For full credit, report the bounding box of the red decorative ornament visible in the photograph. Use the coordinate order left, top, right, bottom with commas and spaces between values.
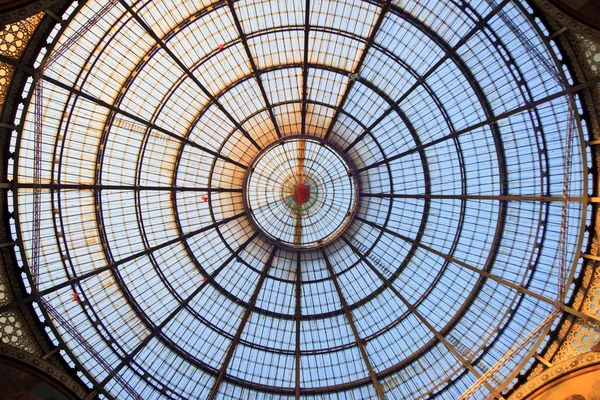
71, 292, 81, 304
292, 183, 310, 205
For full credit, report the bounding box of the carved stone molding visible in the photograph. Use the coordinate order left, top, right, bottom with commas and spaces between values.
530, 0, 600, 42
0, 343, 90, 399
0, 0, 57, 25
509, 352, 600, 399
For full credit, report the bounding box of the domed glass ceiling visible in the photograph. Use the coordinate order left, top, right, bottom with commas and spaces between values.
6, 0, 589, 398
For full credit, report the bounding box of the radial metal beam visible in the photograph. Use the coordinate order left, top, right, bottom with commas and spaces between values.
295, 251, 302, 399
300, 0, 310, 136
227, 0, 282, 138
357, 77, 600, 173
41, 345, 62, 360
207, 247, 277, 399
361, 193, 585, 203
16, 183, 242, 192
343, 238, 497, 394
534, 354, 553, 368
582, 253, 600, 262
0, 212, 246, 314
0, 122, 18, 130
343, 0, 511, 153
320, 248, 386, 400
96, 233, 258, 389
0, 54, 248, 170
355, 216, 546, 301
323, 0, 391, 141
117, 0, 262, 151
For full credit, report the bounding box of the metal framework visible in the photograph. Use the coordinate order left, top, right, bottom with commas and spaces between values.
0, 0, 594, 399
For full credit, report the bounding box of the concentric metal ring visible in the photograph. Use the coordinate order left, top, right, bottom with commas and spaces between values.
243, 136, 359, 249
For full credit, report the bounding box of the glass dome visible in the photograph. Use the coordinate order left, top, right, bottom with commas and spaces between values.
7, 0, 588, 398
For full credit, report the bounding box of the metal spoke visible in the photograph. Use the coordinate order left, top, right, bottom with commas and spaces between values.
323, 0, 391, 140
354, 215, 600, 325
95, 233, 258, 389
320, 248, 386, 400
294, 251, 302, 399
343, 0, 511, 153
207, 247, 277, 399
356, 77, 600, 173
0, 54, 248, 169
227, 0, 282, 138
343, 238, 496, 394
301, 0, 311, 136
15, 183, 242, 192
361, 193, 586, 202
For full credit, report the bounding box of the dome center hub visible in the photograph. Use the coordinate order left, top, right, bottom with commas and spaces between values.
292, 183, 310, 204
243, 136, 359, 250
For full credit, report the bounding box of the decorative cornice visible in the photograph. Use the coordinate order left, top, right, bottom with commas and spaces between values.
530, 0, 600, 42
0, 343, 90, 399
509, 352, 600, 399
0, 0, 58, 25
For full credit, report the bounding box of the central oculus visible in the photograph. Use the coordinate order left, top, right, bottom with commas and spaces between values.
243, 136, 359, 250
292, 183, 310, 204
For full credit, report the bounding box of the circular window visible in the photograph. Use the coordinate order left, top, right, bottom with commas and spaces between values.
244, 137, 358, 249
